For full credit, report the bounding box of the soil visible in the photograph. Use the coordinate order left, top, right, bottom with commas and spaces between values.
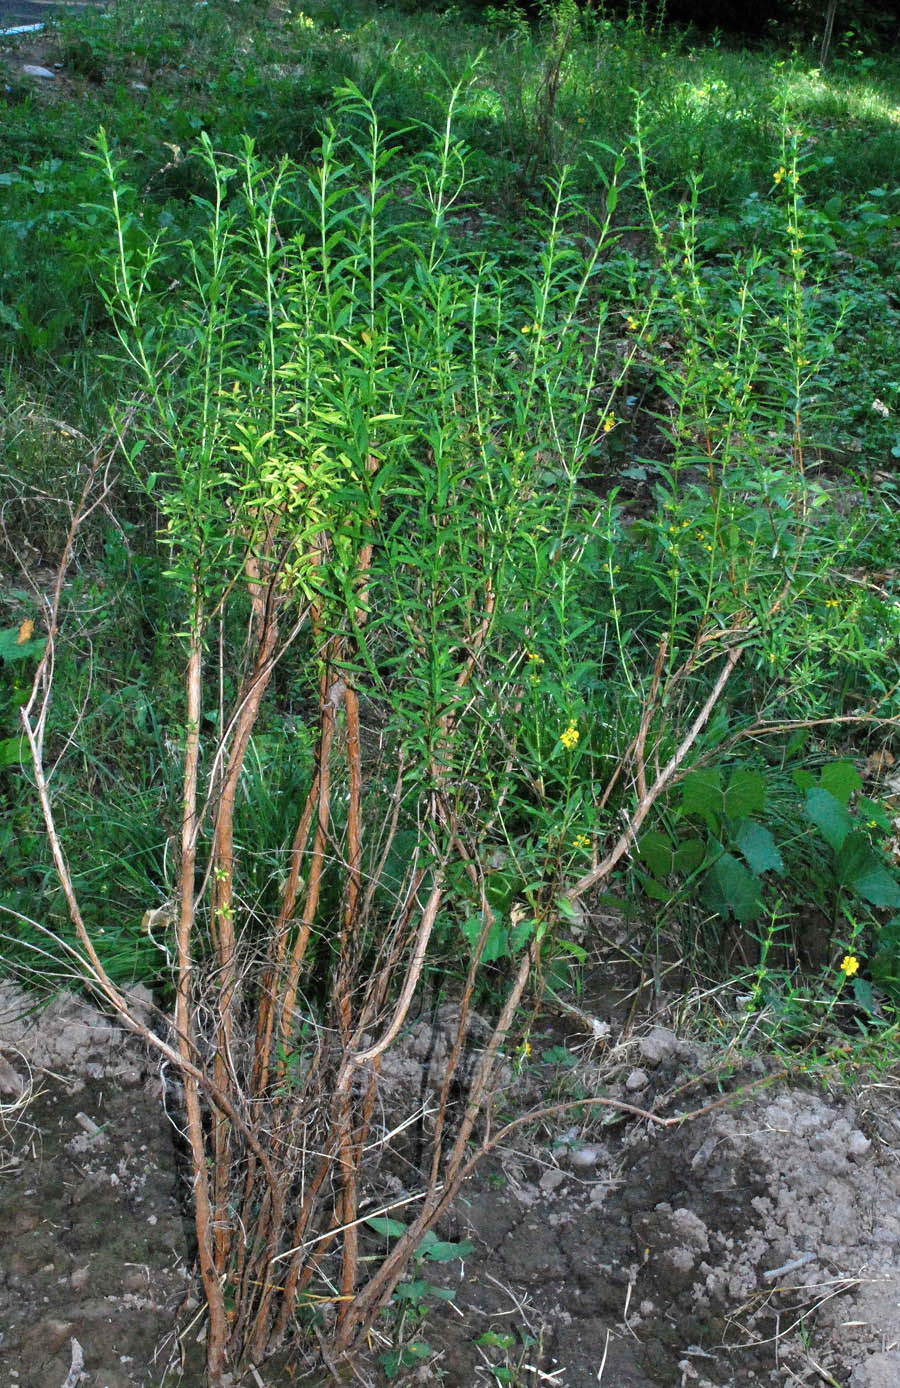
2, 983, 900, 1388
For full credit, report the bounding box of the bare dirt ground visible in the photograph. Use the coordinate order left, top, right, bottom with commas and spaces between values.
2, 982, 900, 1388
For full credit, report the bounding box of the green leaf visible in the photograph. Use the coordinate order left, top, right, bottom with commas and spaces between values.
366, 1216, 407, 1239
836, 833, 900, 907
679, 769, 722, 831
785, 729, 809, 758
820, 760, 862, 806
735, 820, 784, 876
420, 1238, 474, 1262
724, 769, 766, 821
673, 838, 706, 876
381, 1344, 432, 1380
395, 1280, 456, 1303
461, 912, 509, 963
637, 830, 673, 879
541, 1045, 578, 1067
638, 872, 671, 903
0, 735, 26, 768
857, 796, 893, 833
805, 786, 853, 852
702, 853, 763, 923
852, 977, 875, 1014
394, 1280, 430, 1302
0, 624, 46, 664
476, 1332, 516, 1349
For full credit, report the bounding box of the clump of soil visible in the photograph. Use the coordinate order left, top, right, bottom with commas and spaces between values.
2, 984, 900, 1388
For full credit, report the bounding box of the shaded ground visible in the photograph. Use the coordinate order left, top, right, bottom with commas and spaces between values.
0, 0, 102, 32
2, 986, 900, 1388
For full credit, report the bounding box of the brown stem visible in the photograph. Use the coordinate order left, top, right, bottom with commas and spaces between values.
565, 644, 744, 904
176, 616, 229, 1379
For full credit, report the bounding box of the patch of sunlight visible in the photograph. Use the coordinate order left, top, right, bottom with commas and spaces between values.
785, 71, 900, 125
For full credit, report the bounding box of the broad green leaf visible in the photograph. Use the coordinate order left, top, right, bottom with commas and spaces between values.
420, 1238, 474, 1262
639, 872, 671, 903
805, 786, 853, 852
394, 1280, 430, 1301
366, 1216, 407, 1239
461, 912, 508, 963
673, 838, 706, 876
0, 624, 45, 664
509, 918, 534, 953
724, 769, 766, 821
680, 769, 722, 831
820, 760, 863, 806
852, 977, 875, 1014
637, 830, 673, 879
0, 735, 25, 768
836, 833, 900, 907
735, 820, 784, 876
702, 853, 763, 923
395, 1280, 456, 1303
858, 796, 893, 833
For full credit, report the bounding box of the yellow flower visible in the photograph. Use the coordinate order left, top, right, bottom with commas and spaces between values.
825, 598, 839, 609
840, 955, 859, 977
521, 322, 539, 335
519, 1038, 531, 1057
774, 166, 786, 184
560, 721, 579, 750
526, 650, 544, 664
573, 833, 591, 850
602, 413, 616, 433
626, 315, 638, 332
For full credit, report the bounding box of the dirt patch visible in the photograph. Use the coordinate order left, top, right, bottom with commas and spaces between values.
0, 984, 190, 1388
2, 986, 900, 1388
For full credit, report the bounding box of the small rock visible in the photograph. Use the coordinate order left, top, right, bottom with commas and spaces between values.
625, 1067, 649, 1091
539, 1167, 566, 1193
131, 80, 149, 91
847, 1129, 871, 1159
0, 1052, 25, 1097
639, 1027, 678, 1067
568, 1144, 603, 1171
70, 1265, 90, 1292
22, 64, 55, 79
